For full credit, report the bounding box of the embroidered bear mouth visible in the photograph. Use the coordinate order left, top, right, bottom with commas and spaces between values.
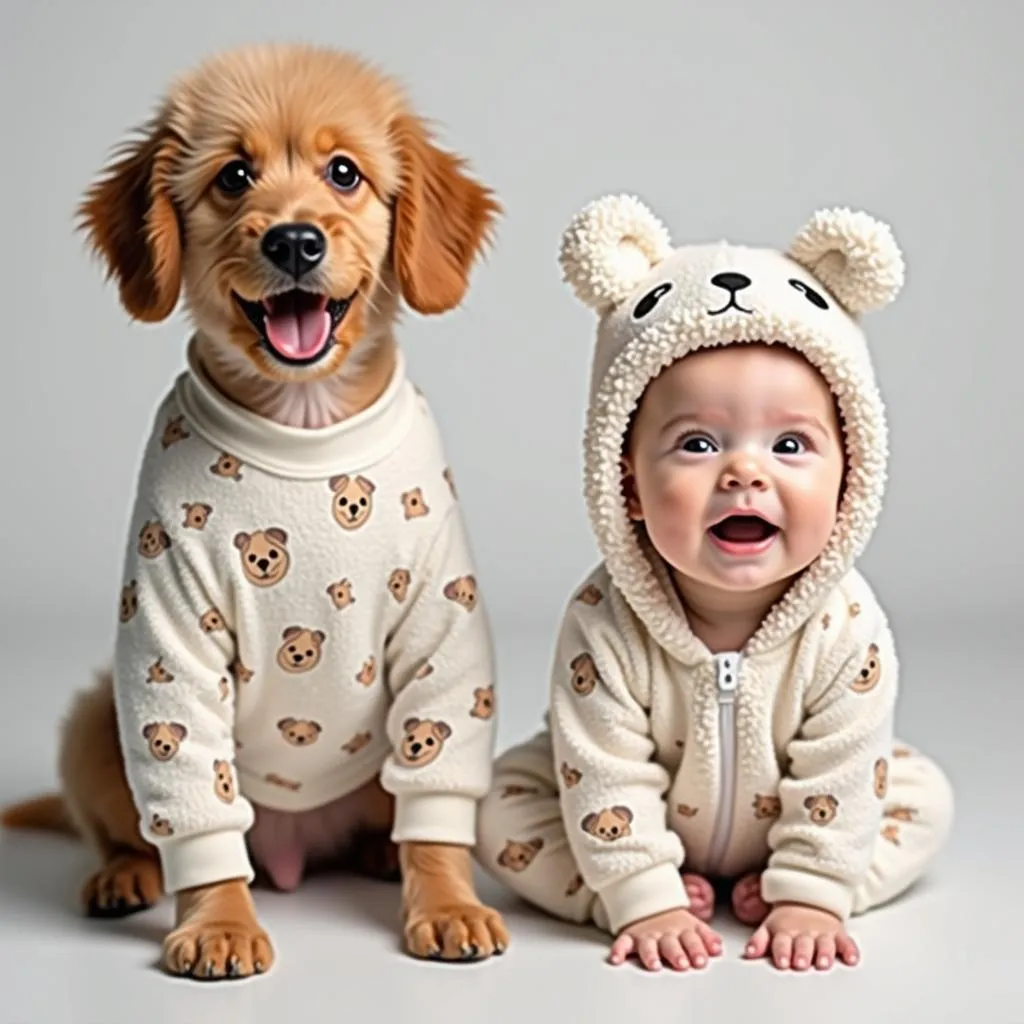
234, 289, 353, 366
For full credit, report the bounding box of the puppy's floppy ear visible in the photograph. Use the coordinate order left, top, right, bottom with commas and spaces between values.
389, 113, 501, 315
78, 106, 184, 322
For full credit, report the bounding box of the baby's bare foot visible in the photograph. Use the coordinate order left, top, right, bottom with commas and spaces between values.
731, 872, 769, 926
682, 873, 715, 922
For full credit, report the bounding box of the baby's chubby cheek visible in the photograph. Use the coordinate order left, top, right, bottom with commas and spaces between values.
637, 472, 707, 569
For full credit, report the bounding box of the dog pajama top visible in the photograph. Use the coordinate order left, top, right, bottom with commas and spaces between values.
113, 338, 497, 894
475, 197, 954, 935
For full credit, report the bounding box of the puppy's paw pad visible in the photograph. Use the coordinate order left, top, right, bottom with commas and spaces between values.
405, 903, 509, 962
162, 924, 274, 981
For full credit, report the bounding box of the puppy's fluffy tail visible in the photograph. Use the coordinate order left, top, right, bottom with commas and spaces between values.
1, 794, 77, 836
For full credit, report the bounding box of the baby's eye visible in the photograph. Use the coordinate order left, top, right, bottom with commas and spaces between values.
679, 434, 717, 454
773, 434, 807, 455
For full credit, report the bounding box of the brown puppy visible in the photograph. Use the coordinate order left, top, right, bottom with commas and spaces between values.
1, 43, 505, 980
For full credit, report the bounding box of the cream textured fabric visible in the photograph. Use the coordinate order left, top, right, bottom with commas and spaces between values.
114, 339, 497, 894
476, 197, 953, 935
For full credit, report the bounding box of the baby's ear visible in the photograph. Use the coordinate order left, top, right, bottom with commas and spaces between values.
787, 208, 905, 315
559, 194, 672, 314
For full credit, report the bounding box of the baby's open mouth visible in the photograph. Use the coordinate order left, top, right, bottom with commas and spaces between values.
234, 289, 353, 366
708, 514, 779, 554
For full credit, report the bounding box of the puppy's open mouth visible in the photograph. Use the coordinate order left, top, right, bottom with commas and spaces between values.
234, 290, 352, 366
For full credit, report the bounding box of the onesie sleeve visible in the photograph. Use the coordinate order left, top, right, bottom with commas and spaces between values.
760, 600, 898, 921
380, 504, 497, 847
113, 428, 254, 894
548, 588, 687, 935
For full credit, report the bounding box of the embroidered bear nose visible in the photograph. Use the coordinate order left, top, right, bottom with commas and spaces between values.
711, 272, 752, 292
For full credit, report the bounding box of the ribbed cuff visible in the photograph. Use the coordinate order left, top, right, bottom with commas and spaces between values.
159, 830, 254, 893
599, 863, 690, 935
391, 794, 477, 846
760, 867, 854, 921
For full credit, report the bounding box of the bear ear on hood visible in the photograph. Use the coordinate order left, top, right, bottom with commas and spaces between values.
559, 194, 673, 314
787, 208, 905, 316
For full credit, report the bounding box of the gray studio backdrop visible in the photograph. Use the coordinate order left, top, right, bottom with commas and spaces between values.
2, 0, 1020, 694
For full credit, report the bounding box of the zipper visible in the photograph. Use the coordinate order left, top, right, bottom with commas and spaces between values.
706, 651, 741, 873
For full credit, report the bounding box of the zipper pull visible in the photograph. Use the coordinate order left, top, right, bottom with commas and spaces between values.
716, 653, 739, 703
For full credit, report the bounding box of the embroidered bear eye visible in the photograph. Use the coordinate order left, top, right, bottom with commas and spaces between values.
632, 282, 673, 320
789, 279, 829, 310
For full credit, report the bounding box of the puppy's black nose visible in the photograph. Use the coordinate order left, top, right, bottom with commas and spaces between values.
262, 222, 326, 279
711, 272, 752, 292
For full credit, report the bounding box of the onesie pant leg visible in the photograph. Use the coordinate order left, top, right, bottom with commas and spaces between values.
851, 742, 955, 915
476, 729, 609, 930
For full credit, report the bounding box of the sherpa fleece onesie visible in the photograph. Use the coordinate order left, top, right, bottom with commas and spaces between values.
475, 197, 954, 936
113, 339, 497, 894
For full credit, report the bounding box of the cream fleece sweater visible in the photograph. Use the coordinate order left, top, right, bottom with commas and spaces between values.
541, 196, 910, 933
113, 339, 496, 893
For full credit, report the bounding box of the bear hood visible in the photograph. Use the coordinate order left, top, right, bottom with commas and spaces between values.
558, 195, 905, 663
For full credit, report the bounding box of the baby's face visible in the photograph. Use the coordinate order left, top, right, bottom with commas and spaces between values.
623, 343, 844, 594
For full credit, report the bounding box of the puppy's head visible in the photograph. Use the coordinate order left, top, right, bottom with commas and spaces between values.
79, 44, 500, 384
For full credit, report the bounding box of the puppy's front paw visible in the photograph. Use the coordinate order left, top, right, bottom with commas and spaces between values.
405, 902, 509, 962
163, 921, 274, 980
81, 853, 162, 918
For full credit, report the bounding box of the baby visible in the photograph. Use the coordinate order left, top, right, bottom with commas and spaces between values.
477, 196, 954, 972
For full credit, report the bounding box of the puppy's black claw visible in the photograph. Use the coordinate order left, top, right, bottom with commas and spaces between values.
227, 957, 241, 977
462, 944, 478, 960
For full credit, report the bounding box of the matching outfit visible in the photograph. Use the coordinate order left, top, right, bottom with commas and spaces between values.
475, 196, 954, 934
113, 339, 497, 894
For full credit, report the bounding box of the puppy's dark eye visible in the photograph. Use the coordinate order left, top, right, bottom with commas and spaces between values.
632, 282, 673, 320
789, 279, 829, 310
327, 155, 362, 193
216, 159, 255, 196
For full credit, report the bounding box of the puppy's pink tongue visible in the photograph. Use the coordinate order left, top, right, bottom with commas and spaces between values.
264, 291, 330, 360
261, 846, 306, 892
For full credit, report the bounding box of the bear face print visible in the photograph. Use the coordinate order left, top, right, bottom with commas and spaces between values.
848, 603, 862, 618
161, 415, 190, 449
851, 643, 882, 693
277, 717, 323, 747
804, 794, 838, 826
401, 488, 430, 520
821, 613, 832, 630
881, 823, 900, 846
443, 467, 457, 499
234, 528, 291, 587
569, 653, 600, 696
397, 717, 451, 768
138, 521, 171, 560
211, 452, 243, 481
887, 806, 916, 823
500, 784, 540, 799
199, 608, 226, 634
388, 568, 412, 603
146, 658, 174, 684
560, 762, 582, 788
276, 626, 326, 674
230, 655, 253, 684
355, 656, 377, 687
566, 874, 585, 897
342, 731, 373, 755
874, 757, 889, 799
443, 575, 477, 612
329, 474, 375, 530
496, 838, 544, 872
581, 806, 633, 842
326, 578, 355, 609
181, 502, 213, 530
414, 663, 434, 680
470, 686, 495, 720
213, 760, 236, 803
892, 745, 914, 759
142, 722, 187, 762
675, 804, 699, 818
575, 584, 603, 606
265, 772, 302, 792
119, 580, 138, 623
753, 794, 782, 820
218, 676, 231, 702
150, 813, 174, 837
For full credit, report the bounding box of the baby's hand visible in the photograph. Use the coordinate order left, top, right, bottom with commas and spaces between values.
744, 902, 859, 971
609, 907, 723, 972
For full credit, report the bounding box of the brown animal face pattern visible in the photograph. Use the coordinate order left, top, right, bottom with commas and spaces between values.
276, 626, 326, 674
471, 686, 495, 719
874, 757, 889, 799
443, 575, 477, 611
753, 794, 782, 820
329, 474, 375, 530
230, 656, 253, 684
326, 578, 355, 609
213, 760, 236, 803
569, 653, 600, 696
143, 722, 187, 761
277, 718, 322, 746
804, 794, 839, 826
200, 608, 226, 633
138, 521, 171, 559
182, 502, 213, 530
851, 643, 882, 693
150, 813, 174, 837
576, 584, 603, 606
211, 452, 244, 481
388, 568, 412, 603
234, 528, 291, 587
581, 806, 634, 841
560, 762, 582, 788
402, 488, 429, 520
342, 731, 372, 755
355, 656, 377, 687
146, 658, 174, 684
397, 717, 451, 768
162, 415, 190, 449
119, 580, 138, 623
497, 838, 544, 872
